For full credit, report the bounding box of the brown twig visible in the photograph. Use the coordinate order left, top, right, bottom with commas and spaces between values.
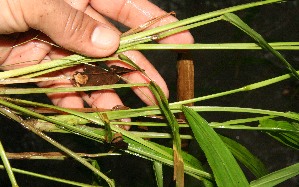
5, 152, 120, 160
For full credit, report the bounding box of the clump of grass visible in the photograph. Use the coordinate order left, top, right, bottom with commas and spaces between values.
0, 0, 298, 186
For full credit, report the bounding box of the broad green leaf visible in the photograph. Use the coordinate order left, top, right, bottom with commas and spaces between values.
219, 135, 268, 178
259, 119, 299, 150
182, 106, 249, 187
250, 163, 299, 187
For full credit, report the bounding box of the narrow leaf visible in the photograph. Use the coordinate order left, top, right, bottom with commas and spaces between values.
0, 141, 18, 187
250, 163, 299, 187
0, 165, 96, 187
123, 136, 213, 181
259, 119, 299, 150
223, 13, 299, 80
182, 106, 249, 187
149, 81, 184, 186
118, 53, 145, 72
153, 161, 163, 187
219, 135, 268, 178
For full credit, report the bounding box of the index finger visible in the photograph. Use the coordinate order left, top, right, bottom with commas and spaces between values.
90, 0, 194, 44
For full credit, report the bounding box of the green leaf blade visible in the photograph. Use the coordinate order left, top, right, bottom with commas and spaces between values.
222, 13, 299, 80
182, 106, 249, 187
250, 163, 299, 187
153, 161, 163, 187
219, 135, 268, 178
259, 119, 299, 150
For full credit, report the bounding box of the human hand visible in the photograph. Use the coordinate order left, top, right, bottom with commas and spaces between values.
0, 0, 194, 110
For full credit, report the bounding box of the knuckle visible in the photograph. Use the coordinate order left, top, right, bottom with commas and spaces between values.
0, 0, 29, 33
61, 9, 92, 47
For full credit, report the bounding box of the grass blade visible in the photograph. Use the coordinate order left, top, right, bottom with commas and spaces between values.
259, 119, 299, 150
222, 13, 299, 80
0, 83, 147, 95
120, 0, 283, 48
0, 108, 114, 187
219, 135, 268, 178
0, 165, 96, 187
123, 136, 213, 180
182, 106, 249, 187
0, 141, 18, 187
250, 163, 299, 187
149, 81, 184, 186
127, 42, 299, 51
153, 161, 163, 187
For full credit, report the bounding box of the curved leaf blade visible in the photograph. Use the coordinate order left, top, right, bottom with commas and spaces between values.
219, 135, 268, 178
250, 163, 299, 187
259, 119, 299, 150
182, 106, 249, 187
222, 13, 299, 80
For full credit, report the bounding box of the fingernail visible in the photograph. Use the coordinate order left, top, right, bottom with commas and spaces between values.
91, 26, 119, 50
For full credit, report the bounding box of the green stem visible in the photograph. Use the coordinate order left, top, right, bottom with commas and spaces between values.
153, 161, 163, 187
130, 131, 193, 139
188, 106, 299, 121
0, 55, 84, 79
0, 141, 18, 187
0, 165, 96, 187
118, 16, 222, 52
0, 55, 117, 79
124, 43, 299, 51
171, 70, 298, 106
125, 144, 213, 180
0, 107, 114, 187
149, 82, 184, 186
120, 0, 283, 48
222, 13, 299, 79
0, 83, 148, 95
0, 98, 174, 163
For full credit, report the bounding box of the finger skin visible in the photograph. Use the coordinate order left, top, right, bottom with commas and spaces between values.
0, 0, 121, 109
0, 0, 120, 57
106, 51, 169, 105
0, 32, 52, 70
90, 0, 194, 44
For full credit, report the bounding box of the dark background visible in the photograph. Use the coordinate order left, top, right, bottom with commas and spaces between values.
0, 0, 298, 186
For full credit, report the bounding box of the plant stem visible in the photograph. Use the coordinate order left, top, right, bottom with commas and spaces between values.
0, 107, 115, 187
153, 161, 163, 187
0, 83, 148, 95
171, 70, 299, 106
0, 141, 18, 187
222, 13, 299, 79
125, 43, 299, 51
120, 0, 283, 48
5, 152, 121, 160
0, 55, 84, 79
0, 55, 117, 79
0, 165, 96, 187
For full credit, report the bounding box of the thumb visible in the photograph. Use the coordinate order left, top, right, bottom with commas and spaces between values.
1, 0, 120, 57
